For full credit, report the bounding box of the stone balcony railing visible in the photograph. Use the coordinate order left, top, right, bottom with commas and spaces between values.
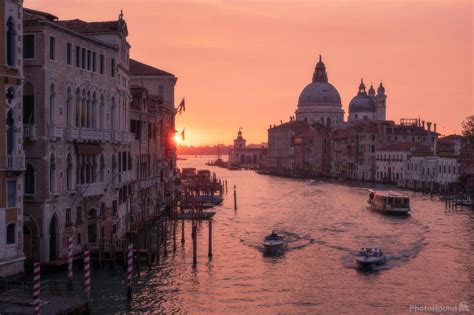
48, 125, 63, 140
24, 124, 37, 141
132, 176, 160, 192
4, 153, 26, 171
122, 170, 134, 182
77, 182, 105, 197
65, 127, 133, 144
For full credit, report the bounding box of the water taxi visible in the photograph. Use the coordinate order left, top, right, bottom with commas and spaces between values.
263, 231, 287, 254
355, 247, 386, 267
367, 190, 410, 214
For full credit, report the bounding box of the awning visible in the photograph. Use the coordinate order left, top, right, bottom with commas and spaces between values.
76, 143, 102, 155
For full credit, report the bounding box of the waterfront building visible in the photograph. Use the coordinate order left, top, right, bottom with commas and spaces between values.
22, 8, 133, 263
295, 56, 344, 128
404, 155, 459, 190
460, 144, 474, 192
129, 59, 179, 212
348, 79, 386, 123
0, 0, 25, 277
375, 143, 431, 184
228, 129, 266, 169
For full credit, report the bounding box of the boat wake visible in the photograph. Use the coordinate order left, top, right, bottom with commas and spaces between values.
240, 230, 315, 254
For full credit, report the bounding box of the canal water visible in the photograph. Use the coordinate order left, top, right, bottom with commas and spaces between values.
88, 156, 474, 314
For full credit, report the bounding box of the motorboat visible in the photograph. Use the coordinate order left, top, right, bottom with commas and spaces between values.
355, 247, 386, 267
456, 195, 473, 206
228, 163, 240, 170
367, 190, 410, 214
263, 231, 286, 253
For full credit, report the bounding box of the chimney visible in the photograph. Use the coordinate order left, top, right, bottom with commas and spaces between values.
434, 123, 437, 133
422, 120, 425, 129
427, 122, 432, 132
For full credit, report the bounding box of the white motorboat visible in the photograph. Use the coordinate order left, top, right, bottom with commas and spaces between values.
355, 247, 386, 267
367, 190, 410, 214
456, 195, 473, 206
263, 231, 286, 253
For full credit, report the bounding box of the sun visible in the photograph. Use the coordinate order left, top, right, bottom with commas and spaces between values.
174, 133, 182, 145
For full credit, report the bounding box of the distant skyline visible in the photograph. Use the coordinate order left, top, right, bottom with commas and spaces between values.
26, 0, 473, 145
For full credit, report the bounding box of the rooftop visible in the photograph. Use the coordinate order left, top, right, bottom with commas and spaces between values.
378, 142, 432, 153
130, 59, 175, 77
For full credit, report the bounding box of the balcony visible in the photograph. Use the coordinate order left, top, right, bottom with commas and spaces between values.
112, 131, 122, 143
48, 125, 63, 140
65, 127, 80, 141
24, 125, 37, 141
4, 154, 25, 171
122, 170, 134, 182
79, 128, 100, 142
132, 176, 160, 192
77, 182, 105, 197
123, 132, 134, 144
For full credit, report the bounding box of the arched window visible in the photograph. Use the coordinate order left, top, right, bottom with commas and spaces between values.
100, 154, 105, 182
92, 92, 98, 128
49, 154, 57, 193
81, 90, 87, 127
49, 84, 56, 125
67, 154, 74, 191
6, 110, 15, 155
100, 95, 105, 129
75, 88, 81, 127
112, 154, 118, 184
326, 117, 331, 127
6, 17, 15, 67
92, 156, 97, 183
86, 91, 91, 128
67, 87, 74, 126
23, 82, 35, 125
6, 223, 16, 244
111, 97, 116, 131
25, 163, 35, 195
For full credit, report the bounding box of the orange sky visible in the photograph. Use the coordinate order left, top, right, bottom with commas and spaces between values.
27, 0, 473, 146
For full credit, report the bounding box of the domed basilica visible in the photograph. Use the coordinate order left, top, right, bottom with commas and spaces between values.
295, 56, 387, 127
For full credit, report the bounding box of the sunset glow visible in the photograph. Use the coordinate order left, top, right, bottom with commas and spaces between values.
25, 0, 473, 145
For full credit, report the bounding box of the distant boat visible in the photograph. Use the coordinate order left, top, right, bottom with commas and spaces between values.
228, 163, 240, 170
262, 231, 286, 254
456, 195, 473, 206
367, 190, 410, 215
355, 247, 386, 267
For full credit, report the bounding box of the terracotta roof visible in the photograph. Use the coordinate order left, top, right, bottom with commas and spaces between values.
57, 19, 119, 34
130, 59, 174, 76
378, 142, 431, 152
24, 8, 58, 21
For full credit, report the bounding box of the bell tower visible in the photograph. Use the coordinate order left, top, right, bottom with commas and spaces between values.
375, 82, 387, 120
234, 128, 246, 149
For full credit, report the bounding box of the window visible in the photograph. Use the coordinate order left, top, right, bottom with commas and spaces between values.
87, 50, 91, 70
111, 58, 115, 77
76, 46, 81, 67
76, 207, 82, 225
6, 17, 15, 66
77, 233, 81, 245
23, 82, 35, 124
66, 208, 72, 227
23, 34, 35, 59
81, 48, 86, 69
49, 36, 56, 61
67, 43, 72, 65
25, 164, 35, 195
6, 223, 16, 244
158, 85, 164, 96
100, 54, 104, 74
49, 154, 57, 194
112, 200, 117, 216
7, 180, 16, 208
92, 52, 97, 72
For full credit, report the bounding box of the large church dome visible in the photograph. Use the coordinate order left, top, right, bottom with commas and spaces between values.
295, 55, 344, 128
298, 82, 341, 105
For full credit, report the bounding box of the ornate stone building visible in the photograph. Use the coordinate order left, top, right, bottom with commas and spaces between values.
0, 0, 25, 277
228, 129, 266, 169
22, 8, 133, 262
348, 79, 386, 123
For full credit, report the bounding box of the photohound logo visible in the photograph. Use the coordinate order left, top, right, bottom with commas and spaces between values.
409, 301, 470, 313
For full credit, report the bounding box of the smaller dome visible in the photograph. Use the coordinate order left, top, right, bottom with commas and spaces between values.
349, 94, 376, 113
368, 84, 375, 96
377, 82, 385, 95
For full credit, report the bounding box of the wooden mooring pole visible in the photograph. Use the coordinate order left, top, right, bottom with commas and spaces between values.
127, 243, 133, 301
181, 217, 185, 245
173, 219, 177, 252
208, 219, 213, 258
192, 223, 197, 267
234, 185, 237, 210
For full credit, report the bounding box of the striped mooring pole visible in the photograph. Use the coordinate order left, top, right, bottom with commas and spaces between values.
127, 244, 133, 301
67, 237, 73, 290
84, 250, 91, 302
33, 262, 41, 315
